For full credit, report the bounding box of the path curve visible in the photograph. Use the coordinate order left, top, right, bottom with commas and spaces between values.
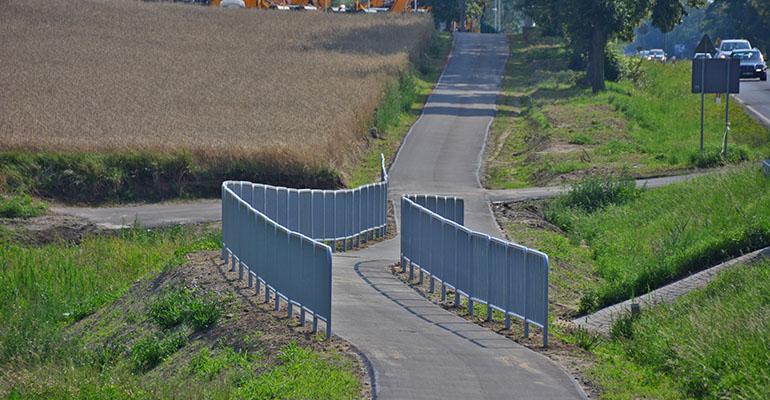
55, 33, 587, 398
328, 33, 583, 399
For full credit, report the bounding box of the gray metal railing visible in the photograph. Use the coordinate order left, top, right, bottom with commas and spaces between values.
400, 195, 550, 346
220, 155, 389, 339
226, 155, 388, 251
763, 160, 770, 176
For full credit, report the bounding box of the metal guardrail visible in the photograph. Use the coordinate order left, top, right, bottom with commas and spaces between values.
226, 155, 388, 251
763, 160, 770, 176
400, 195, 550, 346
221, 155, 389, 338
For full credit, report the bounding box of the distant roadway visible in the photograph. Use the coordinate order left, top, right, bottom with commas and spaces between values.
736, 79, 770, 127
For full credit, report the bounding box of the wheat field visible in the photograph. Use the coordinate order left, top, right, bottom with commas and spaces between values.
0, 0, 433, 171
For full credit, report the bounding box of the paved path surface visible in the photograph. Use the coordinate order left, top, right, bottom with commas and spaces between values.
328, 33, 583, 399
735, 79, 770, 127
573, 246, 770, 336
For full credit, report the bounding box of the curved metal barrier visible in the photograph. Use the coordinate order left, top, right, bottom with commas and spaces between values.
400, 195, 550, 347
221, 155, 389, 338
763, 160, 770, 176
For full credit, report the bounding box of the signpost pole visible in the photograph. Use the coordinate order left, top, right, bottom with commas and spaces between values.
723, 59, 731, 159
700, 58, 706, 152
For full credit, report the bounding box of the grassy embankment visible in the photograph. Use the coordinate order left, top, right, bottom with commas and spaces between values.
498, 165, 770, 317
586, 260, 770, 400
1, 0, 436, 204
485, 34, 770, 189
0, 227, 361, 399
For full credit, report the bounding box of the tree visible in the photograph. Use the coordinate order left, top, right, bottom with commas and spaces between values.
424, 0, 463, 30
520, 0, 705, 92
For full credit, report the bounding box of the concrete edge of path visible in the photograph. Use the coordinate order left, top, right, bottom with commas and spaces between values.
572, 246, 770, 335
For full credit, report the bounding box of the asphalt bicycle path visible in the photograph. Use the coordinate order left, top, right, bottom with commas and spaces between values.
56, 33, 592, 399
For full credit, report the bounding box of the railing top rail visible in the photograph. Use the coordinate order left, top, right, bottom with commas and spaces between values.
224, 153, 388, 196
222, 184, 332, 253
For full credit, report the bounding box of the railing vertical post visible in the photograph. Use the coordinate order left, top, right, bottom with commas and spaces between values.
486, 239, 492, 322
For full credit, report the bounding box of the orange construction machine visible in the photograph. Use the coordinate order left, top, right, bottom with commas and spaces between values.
211, 0, 331, 9
354, 0, 426, 13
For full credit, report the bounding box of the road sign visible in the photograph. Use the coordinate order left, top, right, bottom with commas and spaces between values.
691, 58, 740, 94
694, 34, 716, 55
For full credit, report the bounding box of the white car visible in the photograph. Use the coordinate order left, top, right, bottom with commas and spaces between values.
716, 39, 751, 59
220, 0, 245, 7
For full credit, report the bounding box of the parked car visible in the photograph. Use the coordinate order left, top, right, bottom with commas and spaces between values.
716, 39, 751, 58
639, 50, 650, 59
648, 49, 666, 62
693, 52, 712, 60
219, 0, 245, 7
731, 49, 768, 81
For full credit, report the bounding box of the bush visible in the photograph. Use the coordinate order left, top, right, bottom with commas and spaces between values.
0, 193, 47, 218
604, 45, 628, 83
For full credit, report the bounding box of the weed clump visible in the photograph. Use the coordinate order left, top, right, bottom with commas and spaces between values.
131, 332, 187, 372
148, 288, 224, 332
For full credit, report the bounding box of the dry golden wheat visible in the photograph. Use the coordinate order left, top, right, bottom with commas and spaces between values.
0, 0, 433, 170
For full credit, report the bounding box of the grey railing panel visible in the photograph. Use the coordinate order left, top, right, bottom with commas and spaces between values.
763, 160, 770, 176
222, 154, 389, 339
401, 195, 550, 346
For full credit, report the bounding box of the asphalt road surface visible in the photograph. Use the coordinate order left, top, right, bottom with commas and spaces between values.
736, 78, 770, 127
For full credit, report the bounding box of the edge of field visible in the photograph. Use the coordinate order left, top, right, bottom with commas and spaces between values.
346, 31, 453, 188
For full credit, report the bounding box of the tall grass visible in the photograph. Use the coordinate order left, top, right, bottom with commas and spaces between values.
548, 165, 770, 311
0, 226, 220, 364
591, 261, 770, 400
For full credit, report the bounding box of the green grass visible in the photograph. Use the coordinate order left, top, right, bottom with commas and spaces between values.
348, 32, 452, 187
500, 164, 770, 315
0, 225, 220, 365
1, 227, 361, 399
0, 193, 46, 219
485, 34, 770, 189
588, 260, 770, 400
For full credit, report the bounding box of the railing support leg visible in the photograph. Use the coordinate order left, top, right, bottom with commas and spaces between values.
418, 268, 424, 285
300, 308, 306, 326
523, 321, 529, 338
441, 284, 447, 303
274, 295, 281, 311
287, 302, 293, 319
230, 256, 236, 273
325, 321, 332, 340
429, 276, 435, 293
504, 314, 511, 330
247, 271, 253, 288
468, 298, 474, 317
409, 262, 414, 282
312, 316, 319, 333
486, 304, 492, 322
238, 260, 244, 280
264, 286, 270, 304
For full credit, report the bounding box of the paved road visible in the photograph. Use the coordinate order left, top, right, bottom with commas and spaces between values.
735, 79, 770, 127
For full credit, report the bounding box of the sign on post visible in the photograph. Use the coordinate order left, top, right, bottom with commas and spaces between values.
691, 58, 741, 94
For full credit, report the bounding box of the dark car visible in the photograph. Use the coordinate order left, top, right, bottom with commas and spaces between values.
732, 49, 768, 81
